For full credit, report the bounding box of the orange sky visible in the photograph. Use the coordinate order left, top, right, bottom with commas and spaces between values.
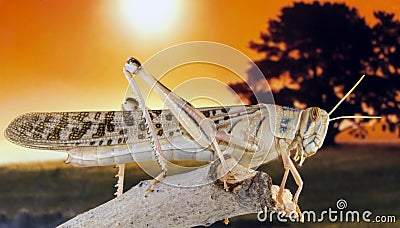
1, 0, 399, 164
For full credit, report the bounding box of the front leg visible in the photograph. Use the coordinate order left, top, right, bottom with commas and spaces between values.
281, 150, 303, 210
277, 139, 304, 221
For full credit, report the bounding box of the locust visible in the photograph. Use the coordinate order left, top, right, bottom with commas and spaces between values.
5, 57, 380, 221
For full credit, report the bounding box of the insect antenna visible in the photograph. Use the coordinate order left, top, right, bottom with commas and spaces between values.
328, 74, 381, 122
329, 115, 381, 122
328, 75, 365, 116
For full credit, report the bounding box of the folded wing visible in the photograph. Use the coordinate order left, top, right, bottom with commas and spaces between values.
5, 105, 264, 166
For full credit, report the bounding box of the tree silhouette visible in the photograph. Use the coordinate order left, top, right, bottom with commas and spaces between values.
368, 12, 400, 137
231, 2, 400, 144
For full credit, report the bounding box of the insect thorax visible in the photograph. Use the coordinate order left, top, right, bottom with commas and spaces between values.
272, 106, 303, 140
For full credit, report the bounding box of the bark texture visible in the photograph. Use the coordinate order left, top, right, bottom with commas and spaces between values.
59, 158, 296, 227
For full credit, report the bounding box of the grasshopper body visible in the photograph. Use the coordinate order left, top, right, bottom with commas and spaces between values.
4, 104, 263, 164
5, 102, 327, 168
5, 57, 378, 221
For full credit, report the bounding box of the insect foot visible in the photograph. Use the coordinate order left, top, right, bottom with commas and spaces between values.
207, 156, 275, 226
271, 185, 303, 222
212, 156, 256, 192
294, 201, 304, 223
145, 169, 167, 194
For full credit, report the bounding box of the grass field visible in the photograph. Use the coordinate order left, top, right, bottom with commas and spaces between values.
0, 145, 399, 227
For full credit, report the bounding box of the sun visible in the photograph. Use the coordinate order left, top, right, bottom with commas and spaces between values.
120, 0, 180, 36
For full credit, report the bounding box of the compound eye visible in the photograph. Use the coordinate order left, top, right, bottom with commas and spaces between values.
310, 107, 320, 121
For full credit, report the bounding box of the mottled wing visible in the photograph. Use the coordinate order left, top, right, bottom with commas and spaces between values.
5, 110, 180, 150
5, 105, 271, 166
5, 105, 263, 151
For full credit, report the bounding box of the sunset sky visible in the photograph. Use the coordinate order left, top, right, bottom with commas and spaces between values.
1, 0, 399, 165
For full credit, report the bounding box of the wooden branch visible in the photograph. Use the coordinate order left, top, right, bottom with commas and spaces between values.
59, 158, 297, 227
